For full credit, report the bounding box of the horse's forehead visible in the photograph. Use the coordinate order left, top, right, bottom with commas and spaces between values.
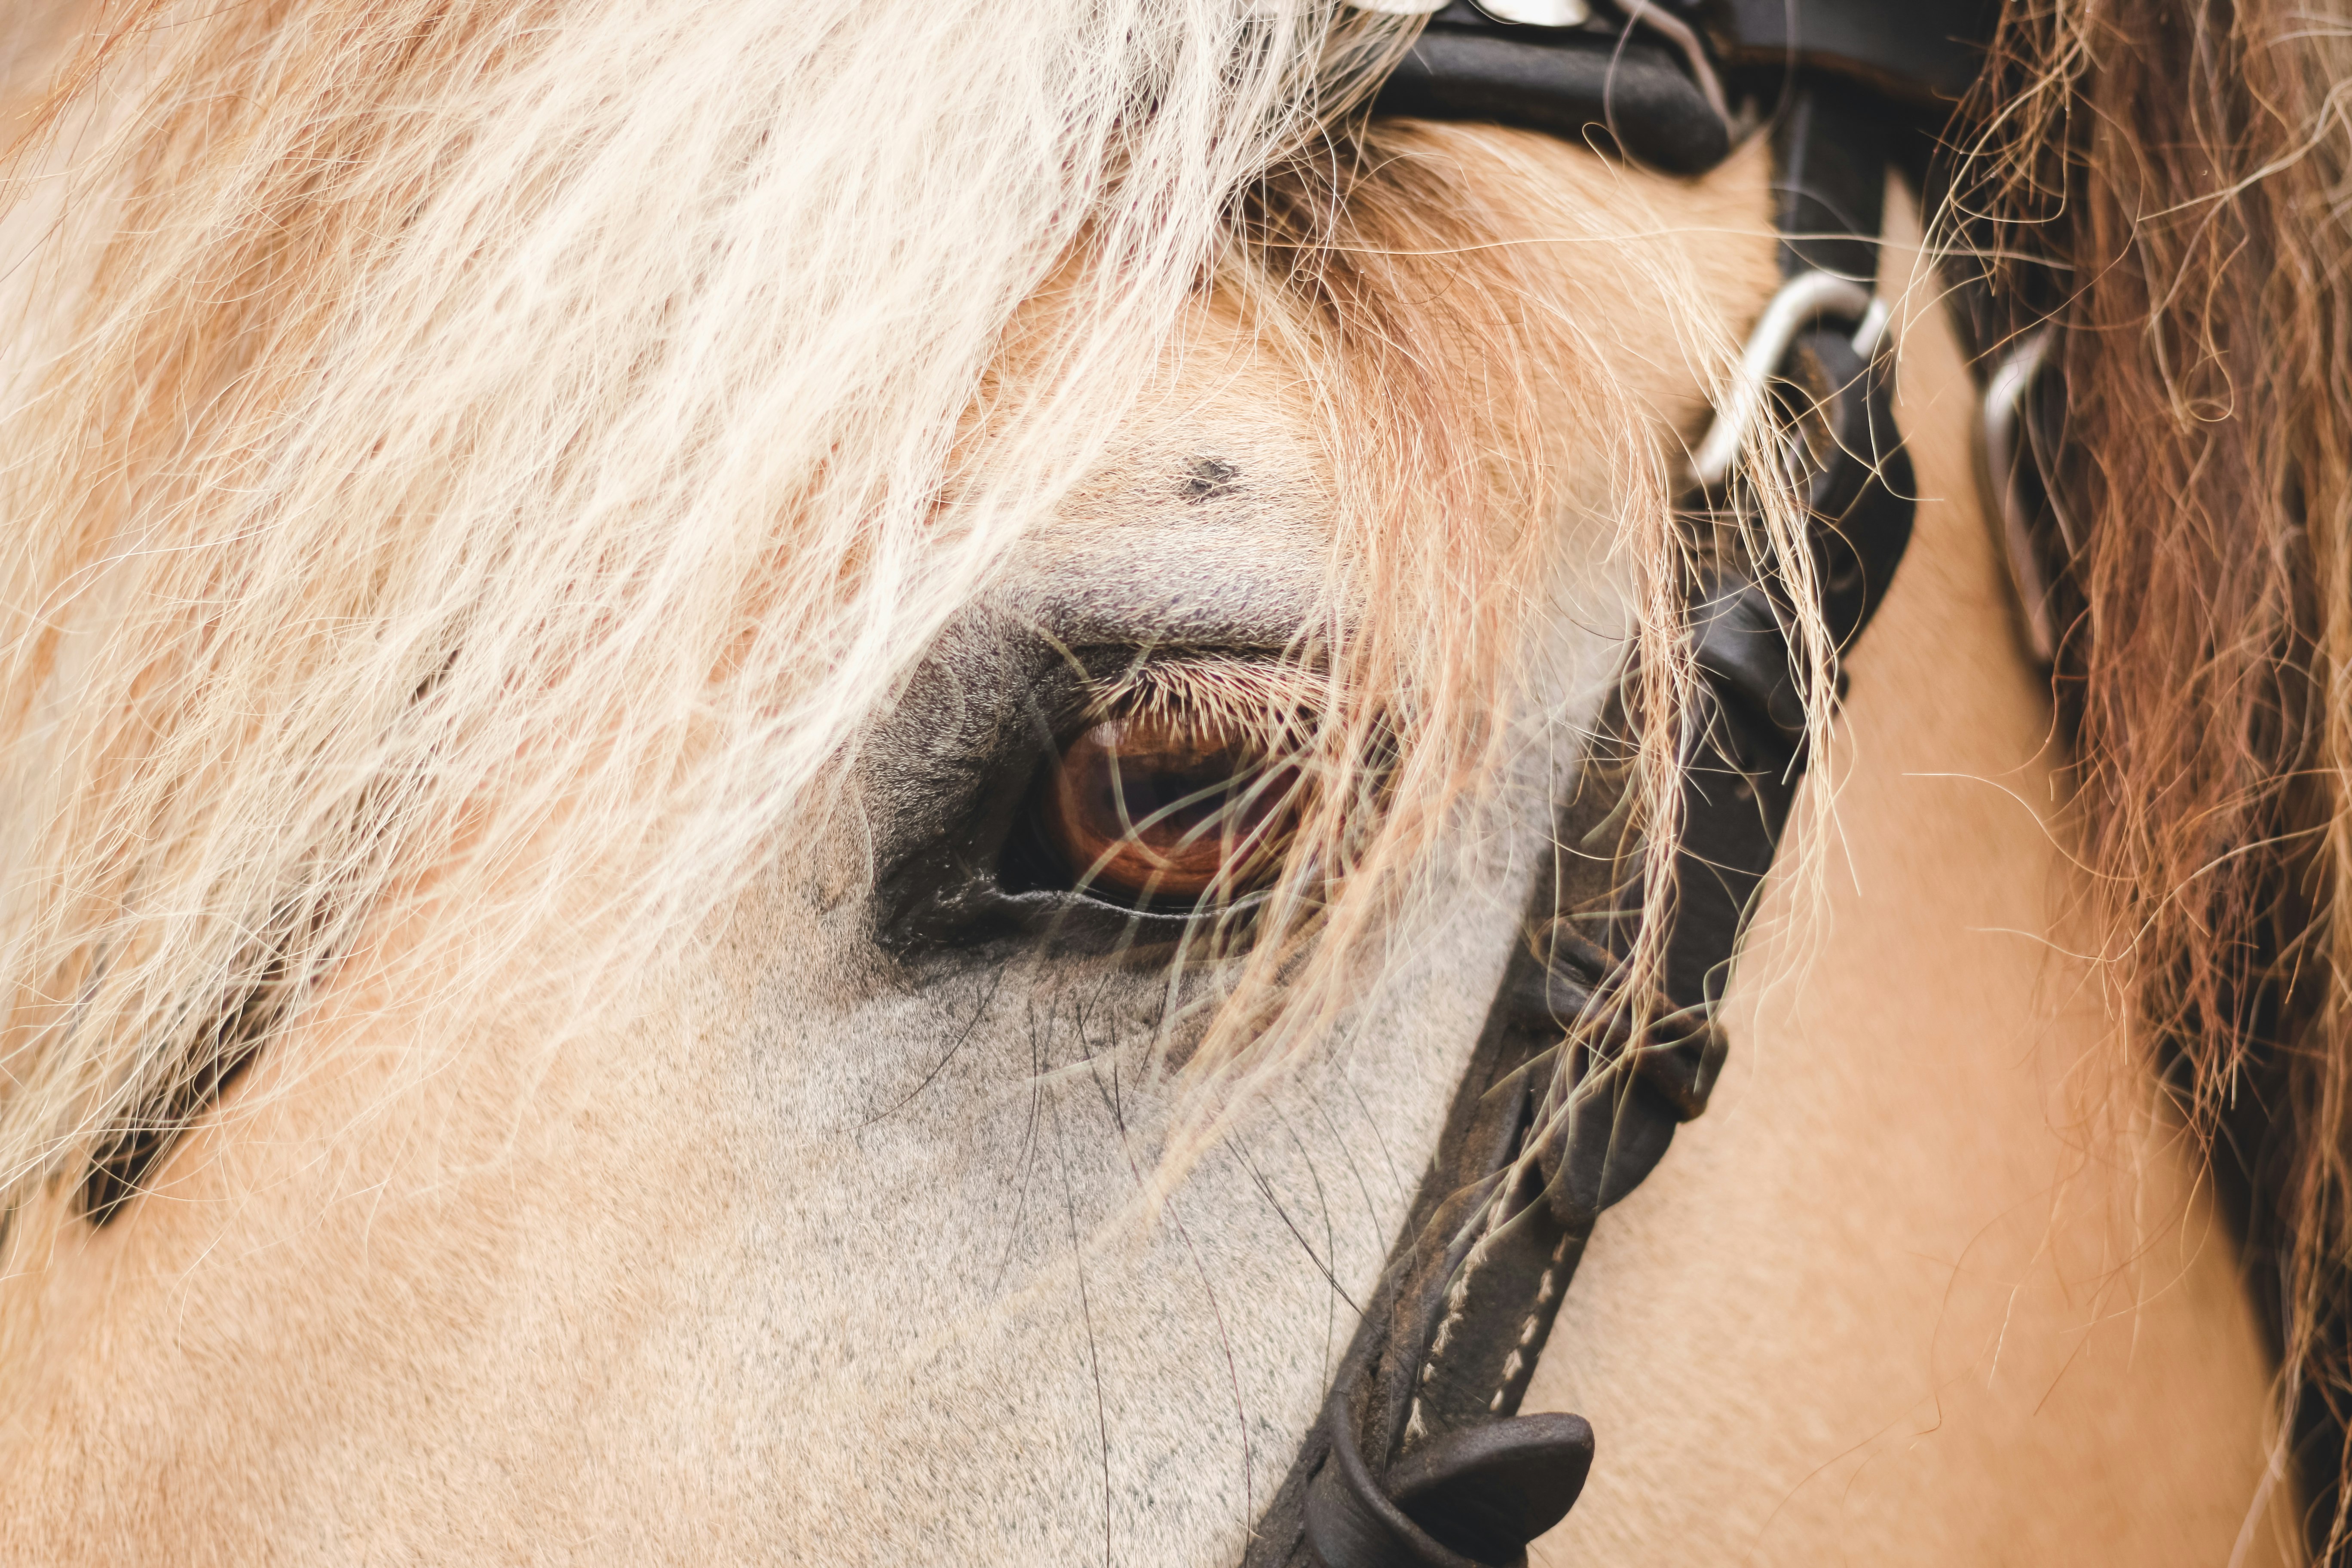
1044, 327, 1332, 551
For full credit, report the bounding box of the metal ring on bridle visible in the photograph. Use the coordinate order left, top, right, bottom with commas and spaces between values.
1687, 271, 1881, 489
1976, 326, 2058, 665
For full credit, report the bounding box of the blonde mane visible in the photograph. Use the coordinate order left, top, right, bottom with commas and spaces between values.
0, 2, 1757, 1255
0, 0, 1386, 1227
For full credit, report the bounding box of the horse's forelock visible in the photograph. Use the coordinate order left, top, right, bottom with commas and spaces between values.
0, 0, 1436, 1232
0, 0, 1764, 1313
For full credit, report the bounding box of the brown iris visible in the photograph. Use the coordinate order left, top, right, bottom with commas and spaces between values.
1040, 715, 1295, 906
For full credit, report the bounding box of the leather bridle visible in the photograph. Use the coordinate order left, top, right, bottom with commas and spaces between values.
1243, 6, 1997, 1564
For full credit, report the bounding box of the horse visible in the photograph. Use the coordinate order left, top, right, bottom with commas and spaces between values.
0, 0, 2341, 1562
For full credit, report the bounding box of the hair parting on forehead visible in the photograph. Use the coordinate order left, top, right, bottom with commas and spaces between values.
1952, 0, 2352, 1547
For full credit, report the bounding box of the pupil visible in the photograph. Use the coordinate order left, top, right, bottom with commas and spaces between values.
1118, 761, 1232, 838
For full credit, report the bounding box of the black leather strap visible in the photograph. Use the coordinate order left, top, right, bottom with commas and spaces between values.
1709, 0, 1999, 107
1376, 12, 1732, 175
1772, 86, 1886, 281
1369, 0, 1996, 180
1243, 37, 1964, 1559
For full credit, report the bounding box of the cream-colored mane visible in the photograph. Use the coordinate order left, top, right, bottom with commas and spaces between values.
0, 0, 1353, 1215
0, 0, 1787, 1226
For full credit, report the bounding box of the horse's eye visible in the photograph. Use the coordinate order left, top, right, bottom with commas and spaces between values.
1038, 716, 1297, 908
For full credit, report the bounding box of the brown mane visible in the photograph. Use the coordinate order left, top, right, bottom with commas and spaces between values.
1954, 0, 2352, 1550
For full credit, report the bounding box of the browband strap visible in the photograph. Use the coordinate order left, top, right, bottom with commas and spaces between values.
1370, 0, 1996, 178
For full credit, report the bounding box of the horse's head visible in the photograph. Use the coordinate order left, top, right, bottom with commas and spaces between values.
0, 2, 2325, 1562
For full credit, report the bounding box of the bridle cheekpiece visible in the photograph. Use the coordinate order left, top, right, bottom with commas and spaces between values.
1242, 6, 1999, 1566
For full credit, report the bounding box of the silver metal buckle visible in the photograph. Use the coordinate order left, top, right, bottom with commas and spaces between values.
1975, 327, 2059, 666
1687, 270, 1882, 490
